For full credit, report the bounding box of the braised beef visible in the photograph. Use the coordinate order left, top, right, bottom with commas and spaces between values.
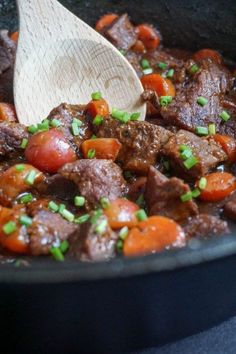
145, 167, 198, 222
68, 214, 118, 261
97, 118, 173, 174
184, 214, 229, 239
0, 30, 16, 102
224, 198, 236, 221
0, 121, 28, 157
38, 174, 78, 201
60, 159, 127, 209
162, 129, 227, 180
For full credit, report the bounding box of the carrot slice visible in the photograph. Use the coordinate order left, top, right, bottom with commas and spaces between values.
81, 138, 121, 160
141, 74, 175, 97
0, 103, 17, 122
95, 14, 118, 32
136, 24, 161, 51
198, 172, 236, 202
213, 134, 236, 162
104, 198, 139, 229
86, 98, 110, 118
193, 49, 222, 64
123, 216, 185, 257
131, 40, 146, 54
10, 31, 19, 42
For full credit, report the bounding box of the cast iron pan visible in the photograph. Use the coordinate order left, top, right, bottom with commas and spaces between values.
1, 1, 236, 354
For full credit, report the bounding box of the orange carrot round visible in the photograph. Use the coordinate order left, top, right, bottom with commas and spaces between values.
104, 198, 139, 229
131, 40, 146, 54
0, 103, 17, 122
81, 138, 121, 160
213, 134, 236, 162
86, 98, 109, 118
141, 74, 175, 97
198, 172, 236, 202
193, 49, 222, 64
95, 14, 118, 32
10, 31, 19, 43
123, 216, 185, 257
136, 24, 161, 51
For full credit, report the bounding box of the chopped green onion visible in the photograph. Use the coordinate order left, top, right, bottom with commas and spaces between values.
74, 196, 85, 207
157, 62, 167, 70
100, 197, 110, 209
179, 145, 192, 160
38, 119, 49, 131
91, 134, 97, 140
71, 122, 80, 136
140, 59, 150, 69
28, 125, 38, 134
92, 115, 103, 126
20, 138, 28, 149
160, 96, 173, 107
87, 148, 96, 159
191, 188, 201, 198
19, 215, 32, 227
183, 156, 198, 169
198, 177, 207, 190
208, 123, 216, 135
197, 96, 208, 106
20, 193, 33, 204
58, 204, 66, 214
91, 91, 102, 100
15, 164, 25, 172
179, 144, 190, 152
167, 68, 174, 78
136, 194, 145, 208
220, 110, 231, 122
50, 118, 61, 128
130, 112, 141, 121
111, 108, 130, 123
119, 226, 129, 241
48, 201, 59, 212
25, 170, 37, 185
72, 118, 83, 127
116, 239, 124, 252
135, 209, 147, 221
195, 126, 208, 136
61, 209, 75, 222
3, 221, 17, 235
180, 191, 192, 202
122, 112, 131, 123
74, 214, 90, 224
143, 68, 153, 75
90, 209, 103, 225
60, 240, 69, 254
95, 219, 107, 234
189, 64, 199, 74
50, 247, 64, 261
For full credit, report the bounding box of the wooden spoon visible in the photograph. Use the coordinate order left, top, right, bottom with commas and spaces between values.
14, 0, 146, 126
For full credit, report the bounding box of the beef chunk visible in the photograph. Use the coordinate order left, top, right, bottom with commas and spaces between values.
162, 129, 227, 180
60, 159, 127, 209
28, 210, 78, 256
183, 214, 229, 239
38, 174, 78, 201
97, 118, 173, 174
69, 214, 118, 261
224, 198, 236, 221
103, 14, 137, 50
145, 167, 198, 222
161, 59, 232, 132
0, 121, 29, 157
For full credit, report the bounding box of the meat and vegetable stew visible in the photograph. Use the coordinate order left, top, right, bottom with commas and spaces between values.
0, 13, 236, 264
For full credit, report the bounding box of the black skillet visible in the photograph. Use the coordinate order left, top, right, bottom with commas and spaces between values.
1, 1, 236, 353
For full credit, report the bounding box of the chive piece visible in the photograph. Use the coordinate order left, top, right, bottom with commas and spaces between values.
195, 126, 208, 136
74, 196, 85, 207
183, 156, 198, 169
179, 144, 190, 152
92, 115, 103, 126
48, 201, 59, 212
3, 221, 17, 235
19, 215, 32, 227
167, 68, 174, 78
119, 226, 129, 241
38, 119, 49, 131
58, 204, 66, 214
197, 96, 208, 106
140, 59, 150, 69
72, 118, 83, 127
71, 122, 80, 136
189, 64, 199, 74
60, 240, 69, 254
50, 247, 64, 261
25, 170, 37, 185
74, 214, 90, 224
136, 194, 145, 208
90, 209, 103, 225
100, 197, 110, 209
122, 112, 131, 123
91, 91, 102, 100
157, 62, 167, 70
87, 149, 96, 159
20, 138, 28, 149
160, 96, 173, 107
130, 112, 141, 121
91, 134, 97, 140
191, 188, 201, 198
20, 193, 33, 204
95, 219, 108, 235
116, 239, 124, 252
111, 108, 125, 121
199, 177, 207, 190
61, 209, 75, 222
50, 118, 61, 128
180, 192, 192, 202
15, 164, 25, 172
220, 110, 231, 122
143, 68, 153, 75
28, 125, 38, 134
179, 145, 192, 160
208, 123, 216, 135
135, 209, 148, 221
